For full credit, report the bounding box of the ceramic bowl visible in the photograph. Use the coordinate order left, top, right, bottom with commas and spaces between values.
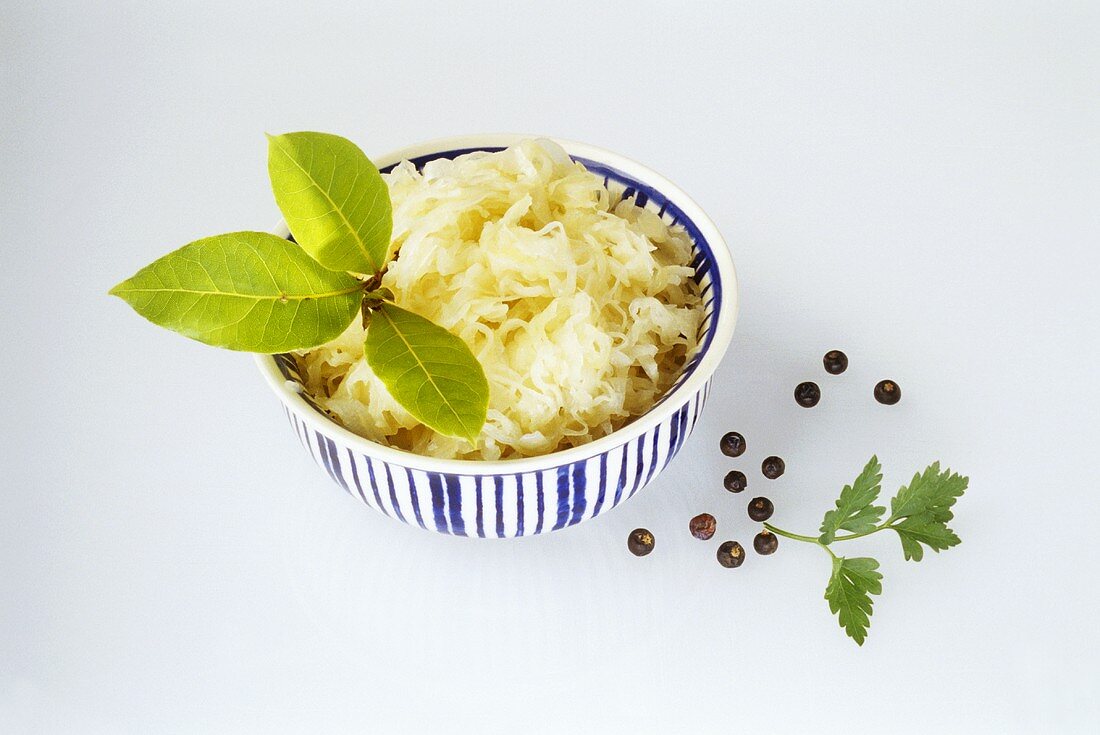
255, 135, 738, 537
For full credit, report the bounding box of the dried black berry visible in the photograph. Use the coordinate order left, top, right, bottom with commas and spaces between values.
627, 528, 655, 556
689, 513, 716, 540
794, 381, 821, 408
874, 379, 901, 405
823, 350, 848, 375
716, 541, 746, 568
723, 470, 748, 493
754, 530, 778, 555
761, 456, 785, 479
720, 431, 746, 457
748, 496, 774, 522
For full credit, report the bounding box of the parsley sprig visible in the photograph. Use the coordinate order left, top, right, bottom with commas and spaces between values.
764, 457, 968, 646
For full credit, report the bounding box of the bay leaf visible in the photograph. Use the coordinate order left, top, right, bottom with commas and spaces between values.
364, 303, 489, 443
267, 131, 392, 275
110, 231, 363, 353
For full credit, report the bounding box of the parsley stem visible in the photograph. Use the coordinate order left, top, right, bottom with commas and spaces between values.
764, 520, 896, 551
830, 519, 898, 542
762, 524, 818, 544
831, 528, 883, 542
764, 523, 837, 559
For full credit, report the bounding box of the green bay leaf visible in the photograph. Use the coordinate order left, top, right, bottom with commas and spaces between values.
267, 131, 392, 275
364, 303, 488, 443
110, 231, 363, 353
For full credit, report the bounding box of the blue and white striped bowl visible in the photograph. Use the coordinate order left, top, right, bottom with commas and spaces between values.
255, 135, 738, 537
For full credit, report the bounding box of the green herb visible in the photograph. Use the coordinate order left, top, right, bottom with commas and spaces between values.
111, 131, 489, 443
764, 457, 968, 646
109, 231, 363, 353
824, 556, 882, 646
266, 132, 392, 274
817, 455, 884, 544
364, 303, 489, 444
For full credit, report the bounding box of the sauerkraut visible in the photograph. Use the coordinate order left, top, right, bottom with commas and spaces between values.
294, 139, 703, 460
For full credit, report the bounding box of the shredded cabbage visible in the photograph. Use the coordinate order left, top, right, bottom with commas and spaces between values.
294, 140, 703, 460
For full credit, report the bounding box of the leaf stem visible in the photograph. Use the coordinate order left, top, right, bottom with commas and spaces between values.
762, 524, 818, 544
364, 287, 394, 303
764, 523, 837, 560
831, 523, 893, 542
829, 516, 903, 542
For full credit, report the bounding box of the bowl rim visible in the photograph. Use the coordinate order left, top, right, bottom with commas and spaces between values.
254, 133, 739, 474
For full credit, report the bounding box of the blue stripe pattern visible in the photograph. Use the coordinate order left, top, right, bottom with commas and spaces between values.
553, 465, 570, 531
281, 376, 711, 536
270, 145, 723, 537
494, 476, 505, 537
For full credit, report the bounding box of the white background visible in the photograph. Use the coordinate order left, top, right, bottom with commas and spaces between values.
3, 1, 1099, 732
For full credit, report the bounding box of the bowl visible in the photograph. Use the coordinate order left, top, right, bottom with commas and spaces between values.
254, 134, 738, 537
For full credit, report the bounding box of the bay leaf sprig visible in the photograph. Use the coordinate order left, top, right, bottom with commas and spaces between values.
365, 303, 490, 443
764, 457, 968, 646
108, 231, 363, 353
266, 131, 393, 274
110, 131, 489, 444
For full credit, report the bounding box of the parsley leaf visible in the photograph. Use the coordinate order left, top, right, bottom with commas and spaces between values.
893, 514, 962, 561
889, 462, 967, 519
770, 459, 969, 645
824, 556, 883, 646
888, 463, 968, 561
818, 455, 885, 544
